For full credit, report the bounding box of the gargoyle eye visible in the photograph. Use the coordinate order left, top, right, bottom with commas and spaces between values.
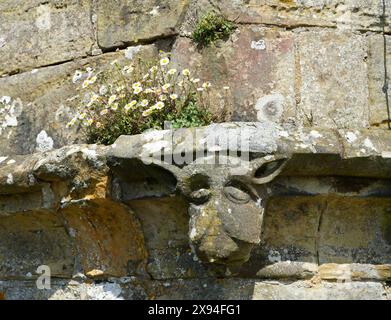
224, 186, 251, 204
187, 174, 211, 204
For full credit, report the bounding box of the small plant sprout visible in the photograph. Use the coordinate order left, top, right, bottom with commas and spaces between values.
192, 11, 236, 47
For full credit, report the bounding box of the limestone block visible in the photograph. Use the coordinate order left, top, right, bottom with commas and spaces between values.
318, 197, 391, 264
252, 280, 388, 300
368, 34, 391, 128
0, 0, 94, 76
96, 0, 189, 49
0, 278, 389, 300
260, 196, 322, 263
171, 26, 296, 122
0, 210, 76, 279
60, 199, 147, 278
295, 30, 369, 128
0, 46, 157, 156
318, 263, 391, 281
213, 0, 389, 33
127, 197, 209, 279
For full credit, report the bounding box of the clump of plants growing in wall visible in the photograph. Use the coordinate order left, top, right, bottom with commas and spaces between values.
68, 53, 229, 145
192, 11, 236, 47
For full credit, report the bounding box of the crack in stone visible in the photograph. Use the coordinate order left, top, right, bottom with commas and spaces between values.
315, 199, 327, 266
381, 0, 390, 130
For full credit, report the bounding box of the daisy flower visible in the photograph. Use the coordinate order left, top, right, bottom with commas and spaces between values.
89, 76, 97, 84
79, 112, 87, 119
87, 94, 99, 106
111, 103, 118, 111
91, 94, 99, 102
159, 95, 167, 101
132, 82, 141, 89
108, 95, 117, 105
170, 94, 178, 100
155, 101, 165, 110
142, 108, 154, 117
116, 85, 125, 92
100, 109, 109, 115
99, 85, 108, 95
66, 118, 77, 128
145, 88, 155, 94
140, 99, 149, 107
133, 87, 143, 94
82, 79, 90, 89
168, 68, 177, 75
191, 78, 200, 84
202, 82, 212, 89
160, 57, 170, 66
182, 69, 190, 76
96, 122, 102, 128
162, 83, 171, 92
124, 100, 137, 111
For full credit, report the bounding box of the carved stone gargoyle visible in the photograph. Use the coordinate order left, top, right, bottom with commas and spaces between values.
108, 125, 289, 272
108, 123, 391, 273
109, 153, 287, 272
174, 155, 287, 269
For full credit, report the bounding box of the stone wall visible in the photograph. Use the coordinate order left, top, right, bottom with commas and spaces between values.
0, 1, 390, 300
0, 0, 390, 156
0, 123, 390, 300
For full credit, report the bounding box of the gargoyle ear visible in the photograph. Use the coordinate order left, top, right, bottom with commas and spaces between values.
250, 155, 288, 185
108, 157, 181, 201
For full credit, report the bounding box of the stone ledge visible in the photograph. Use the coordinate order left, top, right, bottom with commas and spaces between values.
0, 278, 389, 300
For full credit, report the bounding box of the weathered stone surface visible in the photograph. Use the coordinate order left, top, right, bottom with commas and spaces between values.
111, 124, 391, 274
60, 199, 147, 278
0, 45, 157, 156
0, 210, 75, 279
0, 278, 389, 300
256, 261, 318, 279
368, 34, 391, 128
318, 263, 391, 281
96, 0, 189, 49
127, 197, 209, 279
0, 0, 95, 76
255, 262, 391, 281
111, 123, 391, 178
318, 197, 391, 264
295, 30, 369, 128
252, 280, 388, 300
0, 0, 390, 301
210, 0, 390, 33
0, 145, 147, 280
260, 196, 321, 264
172, 26, 296, 122
1, 124, 391, 298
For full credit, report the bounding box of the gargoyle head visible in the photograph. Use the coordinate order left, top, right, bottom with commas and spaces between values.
109, 136, 287, 272
175, 155, 287, 271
